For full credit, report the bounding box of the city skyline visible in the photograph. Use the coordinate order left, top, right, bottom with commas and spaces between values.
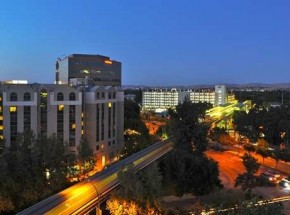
1, 0, 290, 86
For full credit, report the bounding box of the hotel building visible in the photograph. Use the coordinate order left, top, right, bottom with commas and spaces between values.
142, 85, 233, 112
0, 83, 124, 169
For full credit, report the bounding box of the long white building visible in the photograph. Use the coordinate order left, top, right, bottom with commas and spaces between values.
142, 85, 232, 112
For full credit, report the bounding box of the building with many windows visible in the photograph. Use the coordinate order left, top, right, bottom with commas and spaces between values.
55, 54, 121, 87
189, 89, 215, 104
142, 88, 188, 112
0, 83, 124, 169
142, 85, 233, 112
83, 85, 124, 168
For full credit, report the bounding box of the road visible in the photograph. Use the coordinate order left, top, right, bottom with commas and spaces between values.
206, 150, 245, 188
206, 149, 290, 214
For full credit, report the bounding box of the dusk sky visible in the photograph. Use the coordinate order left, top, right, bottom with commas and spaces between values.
1, 0, 290, 86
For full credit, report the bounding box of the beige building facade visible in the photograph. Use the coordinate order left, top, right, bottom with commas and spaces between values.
0, 83, 124, 169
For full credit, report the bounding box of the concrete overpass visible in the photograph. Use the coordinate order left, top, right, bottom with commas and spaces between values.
18, 140, 173, 215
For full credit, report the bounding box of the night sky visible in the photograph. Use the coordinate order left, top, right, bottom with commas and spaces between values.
1, 0, 290, 86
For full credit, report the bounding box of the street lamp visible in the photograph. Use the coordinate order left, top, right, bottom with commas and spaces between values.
87, 178, 101, 215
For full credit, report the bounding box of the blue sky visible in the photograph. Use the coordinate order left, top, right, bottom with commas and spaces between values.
0, 0, 290, 86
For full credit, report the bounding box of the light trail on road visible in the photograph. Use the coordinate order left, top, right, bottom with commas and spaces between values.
200, 195, 290, 215
18, 140, 173, 215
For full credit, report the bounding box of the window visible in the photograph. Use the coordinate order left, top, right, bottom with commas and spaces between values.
24, 106, 31, 131
108, 93, 111, 99
69, 105, 76, 147
58, 104, 64, 111
40, 89, 48, 135
102, 92, 105, 99
69, 92, 76, 101
57, 92, 64, 101
24, 92, 31, 101
96, 92, 100, 99
10, 107, 17, 148
101, 103, 104, 140
96, 104, 100, 142
10, 106, 17, 112
57, 104, 64, 143
10, 92, 17, 101
96, 145, 99, 150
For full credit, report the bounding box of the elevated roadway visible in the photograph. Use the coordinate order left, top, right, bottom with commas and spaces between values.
205, 101, 251, 125
18, 140, 173, 215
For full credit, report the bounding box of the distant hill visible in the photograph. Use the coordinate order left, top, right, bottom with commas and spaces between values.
122, 83, 290, 90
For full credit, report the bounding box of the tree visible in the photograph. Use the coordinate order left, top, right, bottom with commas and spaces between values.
243, 143, 256, 154
106, 198, 162, 215
256, 139, 269, 164
169, 99, 210, 154
0, 131, 73, 214
107, 162, 163, 214
171, 154, 222, 197
116, 164, 144, 203
0, 137, 5, 155
77, 136, 95, 178
235, 153, 260, 197
209, 127, 227, 142
167, 98, 221, 201
122, 99, 150, 158
242, 153, 260, 174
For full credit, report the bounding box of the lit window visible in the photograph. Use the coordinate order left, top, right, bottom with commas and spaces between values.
81, 112, 84, 117
58, 105, 64, 111
0, 126, 3, 130
0, 135, 3, 139
0, 97, 2, 101
102, 156, 106, 167
72, 124, 76, 129
104, 60, 112, 65
82, 130, 84, 135
0, 116, 2, 120
10, 106, 17, 112
108, 102, 112, 108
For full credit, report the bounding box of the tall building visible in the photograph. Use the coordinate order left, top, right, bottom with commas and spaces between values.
215, 85, 227, 106
55, 54, 122, 87
0, 83, 124, 169
83, 85, 124, 167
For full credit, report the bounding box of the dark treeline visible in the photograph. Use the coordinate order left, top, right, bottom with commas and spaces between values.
0, 131, 94, 214
233, 105, 290, 146
122, 99, 150, 158
234, 90, 290, 106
